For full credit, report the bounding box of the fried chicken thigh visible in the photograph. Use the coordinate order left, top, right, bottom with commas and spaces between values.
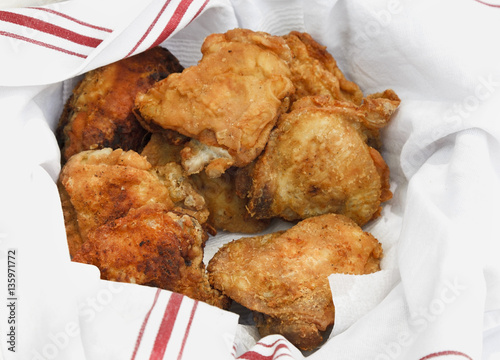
283, 31, 363, 105
56, 46, 183, 164
208, 214, 383, 350
72, 204, 229, 308
135, 28, 295, 177
239, 93, 400, 226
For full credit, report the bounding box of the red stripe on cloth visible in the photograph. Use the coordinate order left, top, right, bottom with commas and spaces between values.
176, 300, 198, 360
254, 339, 287, 349
150, 292, 184, 360
130, 288, 162, 360
126, 0, 172, 57
419, 350, 474, 360
0, 30, 87, 58
150, 0, 195, 48
186, 0, 209, 26
473, 0, 500, 8
0, 11, 102, 47
237, 344, 293, 360
29, 7, 113, 32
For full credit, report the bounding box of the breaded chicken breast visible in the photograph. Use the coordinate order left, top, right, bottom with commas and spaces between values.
56, 46, 183, 164
208, 214, 383, 350
135, 28, 295, 177
72, 204, 229, 309
238, 93, 400, 226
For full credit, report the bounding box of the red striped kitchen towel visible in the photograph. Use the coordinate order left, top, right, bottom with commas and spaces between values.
126, 287, 303, 360
130, 290, 223, 360
72, 281, 241, 360
0, 0, 212, 86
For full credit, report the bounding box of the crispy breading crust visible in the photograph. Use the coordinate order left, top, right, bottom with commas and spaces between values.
239, 93, 399, 226
141, 133, 270, 234
73, 204, 229, 309
135, 29, 295, 177
56, 47, 183, 164
58, 148, 174, 256
190, 170, 271, 234
208, 214, 383, 350
283, 31, 364, 105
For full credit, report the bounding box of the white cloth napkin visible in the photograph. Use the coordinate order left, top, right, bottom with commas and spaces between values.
1, 0, 500, 359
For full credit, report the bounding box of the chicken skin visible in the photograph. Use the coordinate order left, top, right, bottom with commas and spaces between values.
283, 31, 363, 105
56, 46, 183, 164
72, 204, 229, 309
238, 92, 400, 226
208, 214, 383, 350
135, 28, 295, 178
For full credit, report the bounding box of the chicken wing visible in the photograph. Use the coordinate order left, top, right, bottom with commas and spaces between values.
135, 28, 295, 177
72, 204, 229, 309
56, 46, 183, 164
208, 213, 383, 350
238, 92, 399, 226
283, 31, 363, 105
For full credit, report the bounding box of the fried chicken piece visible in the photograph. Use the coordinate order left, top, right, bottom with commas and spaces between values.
59, 147, 210, 256
56, 46, 184, 164
72, 204, 229, 309
190, 170, 271, 234
58, 148, 174, 256
140, 132, 187, 165
135, 28, 295, 178
153, 162, 210, 226
283, 31, 363, 105
142, 133, 269, 233
141, 133, 212, 227
208, 214, 383, 350
239, 93, 400, 226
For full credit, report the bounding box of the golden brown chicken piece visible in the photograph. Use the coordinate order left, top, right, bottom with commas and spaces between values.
208, 214, 383, 350
141, 133, 270, 233
58, 148, 174, 256
56, 46, 184, 164
58, 148, 209, 256
140, 132, 187, 166
238, 92, 400, 226
135, 28, 295, 178
283, 31, 363, 105
190, 170, 271, 234
72, 204, 229, 309
153, 162, 209, 226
